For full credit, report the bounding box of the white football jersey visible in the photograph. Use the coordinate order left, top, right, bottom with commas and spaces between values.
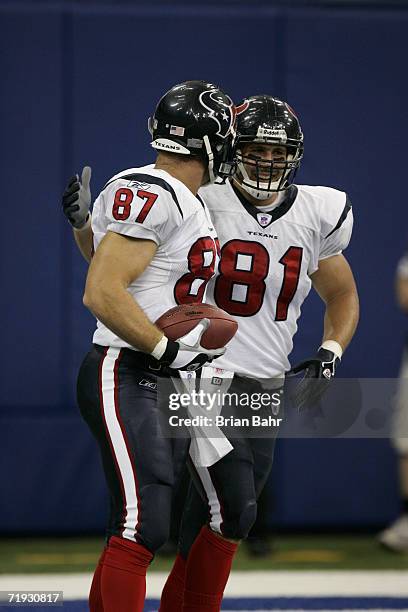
198, 180, 353, 378
91, 165, 218, 349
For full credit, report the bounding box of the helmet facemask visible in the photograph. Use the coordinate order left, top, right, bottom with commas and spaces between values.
235, 136, 303, 199
233, 97, 304, 199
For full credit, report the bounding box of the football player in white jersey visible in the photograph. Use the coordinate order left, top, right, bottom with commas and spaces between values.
159, 96, 359, 612
378, 252, 408, 551
63, 95, 359, 612
66, 80, 236, 612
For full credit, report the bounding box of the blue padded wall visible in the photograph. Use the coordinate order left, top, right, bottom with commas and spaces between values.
1, 2, 407, 531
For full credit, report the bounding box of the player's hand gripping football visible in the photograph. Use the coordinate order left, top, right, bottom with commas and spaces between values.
174, 318, 225, 364
288, 347, 340, 411
152, 319, 226, 372
62, 166, 92, 229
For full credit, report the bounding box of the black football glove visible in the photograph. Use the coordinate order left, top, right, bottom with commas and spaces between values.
62, 166, 92, 229
288, 348, 340, 411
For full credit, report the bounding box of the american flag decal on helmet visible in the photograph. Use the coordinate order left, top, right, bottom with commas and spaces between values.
170, 125, 185, 136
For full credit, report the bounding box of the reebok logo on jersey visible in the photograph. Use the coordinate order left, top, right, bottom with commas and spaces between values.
128, 180, 151, 190
211, 376, 223, 386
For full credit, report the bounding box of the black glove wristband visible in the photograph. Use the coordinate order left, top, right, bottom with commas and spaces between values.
156, 339, 179, 366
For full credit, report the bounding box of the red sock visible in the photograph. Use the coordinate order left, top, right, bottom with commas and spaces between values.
159, 553, 187, 612
101, 535, 153, 612
183, 526, 238, 611
89, 547, 107, 612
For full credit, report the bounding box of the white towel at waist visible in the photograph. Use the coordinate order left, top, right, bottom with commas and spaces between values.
172, 366, 235, 467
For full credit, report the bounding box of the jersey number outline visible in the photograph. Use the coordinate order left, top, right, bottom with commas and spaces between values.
213, 239, 303, 321
112, 188, 158, 223
275, 246, 303, 321
174, 237, 217, 305
214, 239, 269, 317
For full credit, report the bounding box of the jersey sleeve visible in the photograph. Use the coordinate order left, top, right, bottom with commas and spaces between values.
319, 193, 353, 260
101, 177, 183, 245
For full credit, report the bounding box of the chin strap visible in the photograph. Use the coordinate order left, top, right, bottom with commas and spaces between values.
215, 160, 236, 184
203, 135, 216, 183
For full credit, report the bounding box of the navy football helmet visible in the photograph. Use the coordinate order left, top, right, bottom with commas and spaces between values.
148, 80, 236, 183
234, 95, 303, 198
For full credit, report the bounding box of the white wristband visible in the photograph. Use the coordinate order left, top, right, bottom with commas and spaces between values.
320, 340, 343, 360
151, 335, 168, 360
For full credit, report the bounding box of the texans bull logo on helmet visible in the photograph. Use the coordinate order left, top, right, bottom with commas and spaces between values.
199, 90, 235, 139
235, 100, 250, 116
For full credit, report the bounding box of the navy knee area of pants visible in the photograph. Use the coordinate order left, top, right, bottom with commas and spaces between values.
135, 483, 173, 553
222, 499, 257, 540
138, 522, 170, 554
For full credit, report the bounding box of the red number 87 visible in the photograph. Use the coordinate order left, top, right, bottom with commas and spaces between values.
112, 188, 158, 223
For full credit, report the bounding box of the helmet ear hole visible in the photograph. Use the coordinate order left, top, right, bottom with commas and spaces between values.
148, 116, 158, 136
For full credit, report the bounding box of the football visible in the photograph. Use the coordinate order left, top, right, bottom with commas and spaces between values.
155, 303, 238, 350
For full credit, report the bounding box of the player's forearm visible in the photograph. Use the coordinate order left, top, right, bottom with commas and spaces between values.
83, 282, 163, 353
396, 275, 408, 313
73, 218, 93, 263
321, 289, 359, 351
